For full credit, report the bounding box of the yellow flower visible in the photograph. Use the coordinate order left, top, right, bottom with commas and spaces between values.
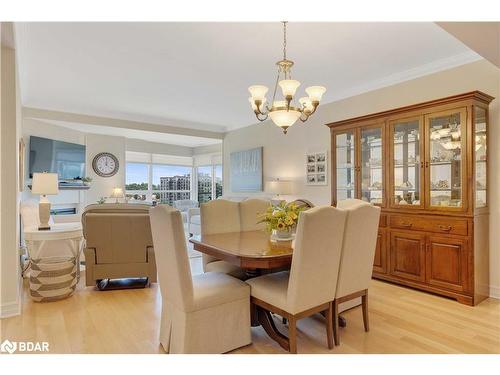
285, 217, 294, 226
276, 221, 286, 230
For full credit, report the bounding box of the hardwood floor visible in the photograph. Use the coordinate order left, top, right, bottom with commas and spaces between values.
1, 256, 499, 354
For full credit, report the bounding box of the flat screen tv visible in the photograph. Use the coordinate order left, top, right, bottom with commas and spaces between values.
29, 136, 86, 180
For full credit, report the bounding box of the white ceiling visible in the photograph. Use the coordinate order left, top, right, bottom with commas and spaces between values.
15, 22, 480, 132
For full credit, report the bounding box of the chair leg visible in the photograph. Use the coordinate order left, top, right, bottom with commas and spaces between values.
288, 316, 297, 354
333, 300, 340, 346
326, 302, 334, 349
362, 290, 369, 332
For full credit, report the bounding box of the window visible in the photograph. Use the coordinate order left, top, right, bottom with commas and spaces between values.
126, 163, 149, 191
197, 166, 212, 203
125, 151, 222, 206
215, 164, 223, 199
152, 165, 192, 206
195, 164, 223, 203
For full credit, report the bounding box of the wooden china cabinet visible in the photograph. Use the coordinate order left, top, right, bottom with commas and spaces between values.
327, 91, 493, 305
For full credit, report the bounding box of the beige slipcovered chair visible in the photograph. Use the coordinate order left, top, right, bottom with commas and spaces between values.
149, 205, 251, 353
239, 198, 271, 231
246, 206, 347, 353
82, 203, 157, 288
200, 199, 271, 280
200, 199, 246, 279
334, 199, 381, 345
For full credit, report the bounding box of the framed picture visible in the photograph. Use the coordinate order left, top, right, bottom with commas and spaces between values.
305, 151, 327, 186
307, 174, 316, 184
230, 147, 263, 192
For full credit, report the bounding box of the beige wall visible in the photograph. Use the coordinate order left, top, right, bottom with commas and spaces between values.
223, 59, 500, 298
1, 42, 22, 318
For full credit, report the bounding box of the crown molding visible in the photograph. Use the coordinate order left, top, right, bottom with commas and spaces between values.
328, 51, 483, 103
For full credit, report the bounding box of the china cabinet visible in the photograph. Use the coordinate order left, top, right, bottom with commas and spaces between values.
327, 91, 493, 305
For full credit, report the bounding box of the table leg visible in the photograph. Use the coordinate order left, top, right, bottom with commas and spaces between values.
256, 306, 290, 352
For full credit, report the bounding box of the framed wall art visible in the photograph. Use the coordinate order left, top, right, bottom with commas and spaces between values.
306, 151, 327, 186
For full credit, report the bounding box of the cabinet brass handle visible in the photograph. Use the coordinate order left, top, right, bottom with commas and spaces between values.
438, 225, 452, 231
401, 222, 413, 227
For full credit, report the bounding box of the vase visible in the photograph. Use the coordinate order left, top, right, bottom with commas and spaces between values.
275, 229, 292, 239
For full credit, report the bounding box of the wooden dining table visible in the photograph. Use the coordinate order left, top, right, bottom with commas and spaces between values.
190, 230, 294, 275
190, 230, 346, 351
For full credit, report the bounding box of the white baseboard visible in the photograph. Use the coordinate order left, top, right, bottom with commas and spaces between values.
490, 285, 500, 300
0, 301, 21, 318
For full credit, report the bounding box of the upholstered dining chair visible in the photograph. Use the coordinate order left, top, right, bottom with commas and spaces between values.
246, 206, 347, 353
239, 198, 271, 231
200, 199, 248, 280
149, 205, 251, 354
334, 199, 381, 345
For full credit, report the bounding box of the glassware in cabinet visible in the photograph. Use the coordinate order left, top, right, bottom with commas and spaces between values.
335, 131, 356, 201
426, 110, 465, 209
390, 118, 422, 207
360, 127, 383, 205
475, 106, 487, 208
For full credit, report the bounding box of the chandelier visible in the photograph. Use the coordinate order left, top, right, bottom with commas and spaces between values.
248, 21, 326, 134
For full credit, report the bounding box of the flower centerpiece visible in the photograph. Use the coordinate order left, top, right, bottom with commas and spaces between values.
258, 201, 303, 239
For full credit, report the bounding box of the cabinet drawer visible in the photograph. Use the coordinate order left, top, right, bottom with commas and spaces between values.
390, 215, 468, 236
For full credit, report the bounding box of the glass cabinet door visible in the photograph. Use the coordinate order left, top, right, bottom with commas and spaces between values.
390, 117, 423, 208
334, 131, 356, 202
474, 106, 487, 208
360, 126, 383, 205
426, 109, 466, 210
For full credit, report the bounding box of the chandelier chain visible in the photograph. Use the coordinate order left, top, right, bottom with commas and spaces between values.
282, 21, 287, 61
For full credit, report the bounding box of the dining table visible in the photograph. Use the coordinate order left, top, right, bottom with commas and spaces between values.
189, 230, 347, 350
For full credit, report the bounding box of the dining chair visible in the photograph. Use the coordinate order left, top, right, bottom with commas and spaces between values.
200, 199, 247, 280
149, 205, 251, 353
334, 199, 381, 345
239, 198, 271, 231
246, 206, 347, 353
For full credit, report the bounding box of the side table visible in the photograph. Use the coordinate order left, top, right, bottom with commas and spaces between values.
24, 223, 84, 302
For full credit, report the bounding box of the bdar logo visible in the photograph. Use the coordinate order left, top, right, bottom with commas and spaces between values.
0, 339, 17, 354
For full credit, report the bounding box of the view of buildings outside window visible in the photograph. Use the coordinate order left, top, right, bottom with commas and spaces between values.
125, 161, 222, 206
197, 166, 212, 203
152, 164, 191, 205
215, 164, 223, 199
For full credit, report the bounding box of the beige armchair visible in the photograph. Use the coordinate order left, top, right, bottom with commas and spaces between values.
149, 205, 251, 353
82, 203, 157, 289
334, 199, 381, 345
246, 206, 347, 353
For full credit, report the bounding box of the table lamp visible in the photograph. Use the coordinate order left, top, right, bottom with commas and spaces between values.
266, 178, 292, 203
110, 187, 125, 203
31, 172, 59, 230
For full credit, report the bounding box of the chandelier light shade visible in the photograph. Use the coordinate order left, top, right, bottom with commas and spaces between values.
248, 21, 326, 134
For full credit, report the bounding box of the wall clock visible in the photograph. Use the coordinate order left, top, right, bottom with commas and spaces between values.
92, 152, 119, 177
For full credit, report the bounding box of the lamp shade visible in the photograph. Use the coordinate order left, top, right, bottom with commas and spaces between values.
305, 86, 326, 102
32, 172, 59, 195
299, 97, 314, 113
269, 109, 301, 129
278, 79, 301, 97
248, 85, 269, 101
110, 187, 125, 198
266, 179, 292, 195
